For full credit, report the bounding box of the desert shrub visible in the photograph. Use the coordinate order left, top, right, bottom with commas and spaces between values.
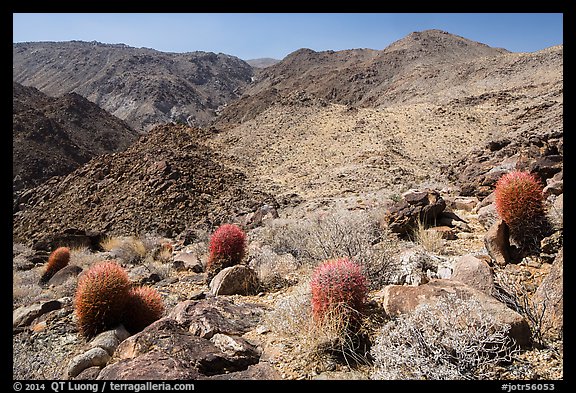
39, 246, 71, 284
13, 270, 43, 307
411, 219, 444, 253
74, 260, 131, 338
494, 171, 548, 252
310, 258, 368, 324
249, 246, 299, 291
261, 209, 401, 289
206, 224, 247, 279
370, 294, 518, 380
122, 286, 165, 334
493, 268, 549, 348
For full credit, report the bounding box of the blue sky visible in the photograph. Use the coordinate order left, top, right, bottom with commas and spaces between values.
13, 13, 563, 60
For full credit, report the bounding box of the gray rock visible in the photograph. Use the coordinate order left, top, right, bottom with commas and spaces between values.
209, 265, 259, 296
543, 179, 563, 198
90, 325, 131, 356
47, 265, 83, 286
478, 203, 498, 230
67, 347, 111, 379
173, 251, 204, 273
13, 300, 62, 328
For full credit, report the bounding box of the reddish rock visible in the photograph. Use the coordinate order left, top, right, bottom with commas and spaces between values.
484, 219, 511, 266
533, 248, 563, 340
450, 254, 495, 295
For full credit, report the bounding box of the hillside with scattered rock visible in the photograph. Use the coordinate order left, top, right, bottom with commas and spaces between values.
13, 82, 140, 202
13, 30, 563, 381
13, 124, 275, 244
13, 41, 254, 131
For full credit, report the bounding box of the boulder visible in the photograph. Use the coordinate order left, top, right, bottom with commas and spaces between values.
167, 297, 265, 339
452, 196, 480, 212
533, 249, 563, 340
13, 300, 62, 328
384, 189, 446, 235
98, 350, 200, 380
450, 254, 495, 295
100, 316, 261, 379
67, 347, 111, 379
172, 251, 204, 273
46, 265, 83, 286
375, 279, 531, 347
484, 219, 511, 266
209, 265, 259, 296
477, 203, 499, 230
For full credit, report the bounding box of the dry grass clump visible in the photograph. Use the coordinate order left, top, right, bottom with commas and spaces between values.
411, 219, 445, 253
100, 235, 148, 263
264, 279, 371, 370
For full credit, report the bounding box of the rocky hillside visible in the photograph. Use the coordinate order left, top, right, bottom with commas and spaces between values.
215, 30, 519, 126
208, 30, 562, 215
13, 41, 254, 131
13, 82, 139, 199
13, 124, 275, 244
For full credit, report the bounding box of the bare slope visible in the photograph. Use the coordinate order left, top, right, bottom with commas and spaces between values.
13, 41, 253, 131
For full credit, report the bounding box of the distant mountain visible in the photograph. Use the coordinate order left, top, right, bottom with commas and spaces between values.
215, 30, 518, 126
13, 41, 254, 131
13, 82, 139, 203
245, 58, 281, 68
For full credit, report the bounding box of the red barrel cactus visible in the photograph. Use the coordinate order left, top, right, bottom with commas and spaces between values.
494, 170, 546, 249
310, 258, 368, 324
206, 224, 247, 279
40, 246, 70, 284
122, 286, 165, 334
74, 260, 131, 338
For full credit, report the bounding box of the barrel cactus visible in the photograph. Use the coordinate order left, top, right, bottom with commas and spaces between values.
206, 224, 247, 280
74, 261, 131, 338
310, 258, 368, 324
122, 286, 165, 334
494, 170, 547, 251
40, 246, 70, 284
